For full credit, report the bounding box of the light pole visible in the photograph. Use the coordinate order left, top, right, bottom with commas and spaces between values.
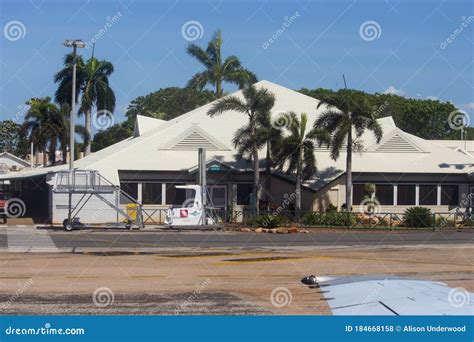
63, 39, 85, 170
63, 39, 85, 227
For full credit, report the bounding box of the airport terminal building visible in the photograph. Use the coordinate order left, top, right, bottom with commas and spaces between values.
1, 80, 473, 224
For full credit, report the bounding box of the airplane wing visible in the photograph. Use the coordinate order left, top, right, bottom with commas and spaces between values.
303, 275, 474, 315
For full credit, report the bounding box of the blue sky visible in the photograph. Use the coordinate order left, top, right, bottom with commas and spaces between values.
0, 0, 473, 131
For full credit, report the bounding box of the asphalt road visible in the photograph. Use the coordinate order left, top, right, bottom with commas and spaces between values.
0, 226, 472, 250
39, 229, 474, 249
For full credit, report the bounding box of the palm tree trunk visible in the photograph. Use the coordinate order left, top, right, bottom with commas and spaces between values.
264, 142, 272, 210
253, 147, 260, 216
42, 149, 48, 167
49, 139, 57, 165
85, 109, 92, 156
346, 128, 353, 212
62, 143, 68, 165
295, 145, 302, 219
250, 119, 260, 215
216, 80, 222, 98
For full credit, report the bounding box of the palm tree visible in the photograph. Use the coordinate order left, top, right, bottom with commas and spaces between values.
315, 90, 383, 211
22, 98, 90, 166
187, 30, 257, 98
276, 112, 329, 217
208, 85, 276, 214
54, 54, 116, 155
57, 104, 90, 164
23, 97, 62, 167
231, 117, 282, 210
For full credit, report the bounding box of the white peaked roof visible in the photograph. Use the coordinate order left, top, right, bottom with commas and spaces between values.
0, 152, 30, 167
133, 115, 166, 136
430, 140, 474, 156
2, 80, 473, 188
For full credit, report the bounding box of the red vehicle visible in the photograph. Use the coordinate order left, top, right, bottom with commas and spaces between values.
0, 193, 7, 223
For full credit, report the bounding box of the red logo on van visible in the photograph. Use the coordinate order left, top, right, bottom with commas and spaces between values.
180, 209, 188, 218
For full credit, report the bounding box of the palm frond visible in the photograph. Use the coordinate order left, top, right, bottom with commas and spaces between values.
186, 44, 212, 69
207, 95, 248, 116
186, 72, 209, 91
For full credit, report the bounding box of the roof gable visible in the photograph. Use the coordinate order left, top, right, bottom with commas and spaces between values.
370, 129, 425, 153
159, 124, 229, 151
0, 152, 30, 166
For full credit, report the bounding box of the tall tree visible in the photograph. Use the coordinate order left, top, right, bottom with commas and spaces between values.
315, 90, 383, 211
208, 85, 276, 214
232, 111, 282, 209
125, 87, 215, 122
0, 120, 29, 158
187, 30, 257, 98
56, 104, 90, 164
23, 97, 61, 166
22, 98, 89, 166
300, 87, 458, 140
276, 112, 329, 217
55, 54, 115, 155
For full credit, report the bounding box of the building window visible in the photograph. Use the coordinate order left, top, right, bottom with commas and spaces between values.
120, 182, 138, 204
237, 184, 253, 205
397, 185, 416, 205
165, 183, 186, 205
352, 184, 393, 205
142, 183, 162, 205
376, 184, 394, 205
352, 184, 365, 205
419, 185, 437, 205
441, 185, 459, 206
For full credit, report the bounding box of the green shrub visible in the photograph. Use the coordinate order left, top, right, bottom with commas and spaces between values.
325, 204, 338, 212
403, 207, 433, 228
302, 211, 354, 227
254, 214, 282, 228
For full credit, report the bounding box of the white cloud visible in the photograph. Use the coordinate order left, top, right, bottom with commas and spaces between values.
383, 85, 404, 96
426, 96, 438, 101
463, 102, 474, 110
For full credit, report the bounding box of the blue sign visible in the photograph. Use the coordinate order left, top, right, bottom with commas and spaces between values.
0, 316, 472, 342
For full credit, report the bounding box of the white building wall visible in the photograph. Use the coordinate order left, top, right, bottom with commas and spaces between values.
52, 191, 124, 225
